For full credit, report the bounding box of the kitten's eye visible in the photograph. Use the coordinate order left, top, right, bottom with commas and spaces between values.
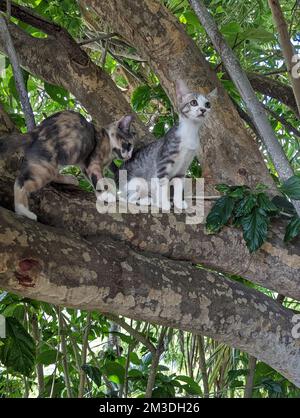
205, 101, 211, 109
190, 100, 198, 107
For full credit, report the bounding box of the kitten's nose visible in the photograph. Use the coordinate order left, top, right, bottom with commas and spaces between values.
200, 108, 207, 115
122, 142, 132, 152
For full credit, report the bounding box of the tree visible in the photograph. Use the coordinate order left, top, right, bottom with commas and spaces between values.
0, 0, 300, 398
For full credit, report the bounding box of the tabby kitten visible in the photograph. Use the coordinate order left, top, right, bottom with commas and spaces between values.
0, 110, 134, 220
115, 80, 214, 209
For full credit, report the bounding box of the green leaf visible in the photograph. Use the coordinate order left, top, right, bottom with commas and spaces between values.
131, 85, 152, 112
175, 375, 202, 395
280, 176, 300, 200
36, 345, 60, 366
241, 28, 275, 42
284, 216, 300, 242
272, 195, 295, 214
220, 22, 241, 36
129, 352, 141, 366
44, 82, 69, 105
257, 193, 279, 214
82, 364, 102, 387
102, 360, 125, 384
240, 208, 269, 252
0, 317, 36, 376
234, 194, 257, 217
215, 183, 231, 194
206, 195, 236, 233
227, 185, 249, 199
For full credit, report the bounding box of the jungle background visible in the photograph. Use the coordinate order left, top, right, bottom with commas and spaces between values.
0, 0, 300, 398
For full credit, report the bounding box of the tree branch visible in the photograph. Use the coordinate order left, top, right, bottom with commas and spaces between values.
0, 13, 35, 130
0, 206, 300, 387
0, 6, 151, 143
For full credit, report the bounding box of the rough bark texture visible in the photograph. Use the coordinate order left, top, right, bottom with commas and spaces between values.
87, 0, 277, 193
0, 206, 300, 387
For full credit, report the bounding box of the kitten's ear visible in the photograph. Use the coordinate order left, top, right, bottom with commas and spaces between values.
207, 87, 218, 100
118, 114, 134, 133
175, 79, 191, 102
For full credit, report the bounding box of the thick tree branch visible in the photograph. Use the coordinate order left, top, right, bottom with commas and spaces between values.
222, 71, 299, 116
0, 206, 300, 387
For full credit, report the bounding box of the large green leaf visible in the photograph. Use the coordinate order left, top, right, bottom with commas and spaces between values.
241, 28, 275, 42
280, 176, 300, 200
234, 194, 257, 217
240, 208, 269, 252
131, 85, 152, 112
257, 193, 279, 214
36, 344, 60, 366
44, 82, 70, 105
175, 375, 202, 395
102, 360, 125, 384
0, 317, 36, 376
284, 216, 300, 242
82, 364, 102, 387
206, 195, 236, 233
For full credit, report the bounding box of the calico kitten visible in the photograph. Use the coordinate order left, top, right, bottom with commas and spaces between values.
115, 80, 214, 209
0, 110, 134, 220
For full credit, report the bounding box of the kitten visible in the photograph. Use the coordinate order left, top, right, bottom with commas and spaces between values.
114, 80, 214, 210
0, 110, 134, 220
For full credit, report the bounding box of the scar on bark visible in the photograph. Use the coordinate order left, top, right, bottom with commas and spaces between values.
15, 258, 41, 287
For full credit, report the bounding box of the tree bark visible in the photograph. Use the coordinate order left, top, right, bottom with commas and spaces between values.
0, 206, 300, 387
223, 71, 299, 116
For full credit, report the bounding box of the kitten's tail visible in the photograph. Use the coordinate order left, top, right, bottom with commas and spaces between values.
0, 132, 32, 155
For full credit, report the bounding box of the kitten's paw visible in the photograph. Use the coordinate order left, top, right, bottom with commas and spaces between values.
161, 200, 171, 211
175, 200, 188, 210
98, 191, 116, 203
15, 204, 37, 221
139, 196, 153, 206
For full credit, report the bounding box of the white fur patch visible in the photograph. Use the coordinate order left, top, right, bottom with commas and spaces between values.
15, 204, 37, 221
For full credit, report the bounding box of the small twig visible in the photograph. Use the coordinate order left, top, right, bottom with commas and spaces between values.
78, 313, 92, 398
105, 313, 156, 354
78, 32, 118, 45
145, 327, 168, 398
57, 307, 73, 398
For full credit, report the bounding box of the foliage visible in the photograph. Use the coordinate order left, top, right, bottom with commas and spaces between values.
207, 181, 300, 251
